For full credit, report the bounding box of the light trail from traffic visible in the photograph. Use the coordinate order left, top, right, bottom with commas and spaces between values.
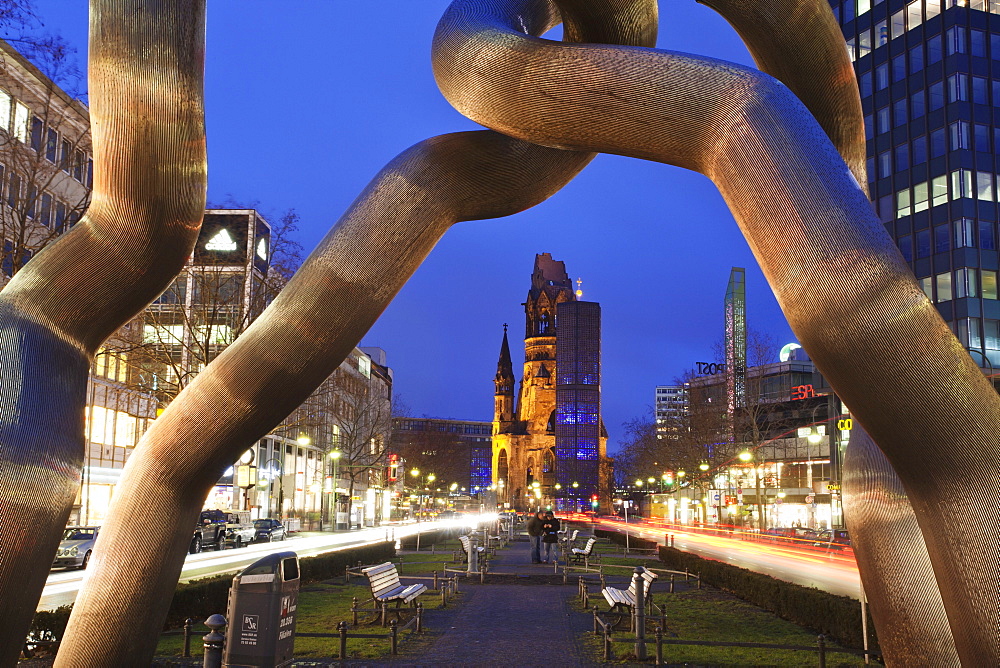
39, 516, 492, 611
570, 514, 861, 599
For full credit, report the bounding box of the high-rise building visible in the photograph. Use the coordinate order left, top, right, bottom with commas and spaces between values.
492, 253, 608, 511
833, 0, 1000, 370
654, 385, 689, 437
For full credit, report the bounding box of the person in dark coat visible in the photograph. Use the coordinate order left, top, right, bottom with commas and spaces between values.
541, 511, 560, 564
526, 511, 545, 563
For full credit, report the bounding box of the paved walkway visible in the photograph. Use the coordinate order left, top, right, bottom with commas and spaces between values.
403, 536, 597, 667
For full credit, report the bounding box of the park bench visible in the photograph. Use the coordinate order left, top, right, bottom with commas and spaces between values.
570, 536, 597, 565
361, 562, 427, 624
602, 566, 657, 629
458, 534, 486, 562
560, 529, 579, 549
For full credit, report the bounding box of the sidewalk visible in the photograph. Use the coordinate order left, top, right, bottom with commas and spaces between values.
402, 537, 598, 667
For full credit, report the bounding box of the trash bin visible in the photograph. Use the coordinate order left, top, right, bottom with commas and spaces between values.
223, 551, 300, 668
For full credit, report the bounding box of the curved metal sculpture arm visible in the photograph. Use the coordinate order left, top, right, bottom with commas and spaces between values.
843, 427, 960, 666
56, 3, 656, 664
2, 1, 206, 351
434, 0, 1000, 662
0, 2, 206, 664
701, 0, 867, 193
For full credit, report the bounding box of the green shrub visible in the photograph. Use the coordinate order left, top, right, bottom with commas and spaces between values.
594, 527, 657, 551
657, 545, 876, 650
30, 541, 396, 641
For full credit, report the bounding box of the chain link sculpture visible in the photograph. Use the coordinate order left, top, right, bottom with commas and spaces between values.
0, 1, 207, 663
0, 0, 992, 665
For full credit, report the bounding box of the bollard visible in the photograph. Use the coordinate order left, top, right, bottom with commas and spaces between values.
433, 570, 439, 591
563, 568, 568, 585
582, 583, 589, 609
416, 602, 424, 633
468, 544, 479, 574
381, 600, 389, 627
593, 609, 599, 634
604, 624, 612, 661
453, 575, 459, 594
202, 614, 227, 668
600, 573, 606, 591
633, 567, 646, 660
345, 564, 351, 585
390, 619, 399, 655
669, 574, 674, 593
441, 585, 448, 608
655, 625, 663, 665
352, 597, 359, 626
684, 567, 689, 581
817, 634, 827, 668
338, 620, 348, 659
480, 567, 485, 584
697, 573, 701, 590
182, 618, 194, 657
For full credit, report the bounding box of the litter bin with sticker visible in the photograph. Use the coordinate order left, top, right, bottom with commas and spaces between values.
223, 551, 300, 667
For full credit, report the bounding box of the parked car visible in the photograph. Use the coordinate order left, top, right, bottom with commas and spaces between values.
52, 526, 100, 570
223, 510, 256, 549
254, 518, 287, 542
191, 510, 226, 553
813, 529, 851, 549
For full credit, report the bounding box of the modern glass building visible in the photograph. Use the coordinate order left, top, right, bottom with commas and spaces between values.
833, 0, 1000, 369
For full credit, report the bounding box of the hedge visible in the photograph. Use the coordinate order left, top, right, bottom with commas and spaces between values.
398, 527, 460, 550
30, 541, 396, 642
657, 545, 877, 651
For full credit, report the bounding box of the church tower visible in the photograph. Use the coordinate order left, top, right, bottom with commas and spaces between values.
493, 324, 515, 433
494, 253, 606, 511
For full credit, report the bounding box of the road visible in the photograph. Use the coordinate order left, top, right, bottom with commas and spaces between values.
583, 516, 862, 599
39, 517, 481, 611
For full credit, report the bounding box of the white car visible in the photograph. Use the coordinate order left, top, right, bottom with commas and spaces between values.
52, 526, 100, 569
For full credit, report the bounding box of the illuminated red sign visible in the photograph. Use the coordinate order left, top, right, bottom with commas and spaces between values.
791, 384, 816, 400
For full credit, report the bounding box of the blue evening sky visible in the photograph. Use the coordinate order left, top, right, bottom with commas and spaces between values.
30, 2, 796, 452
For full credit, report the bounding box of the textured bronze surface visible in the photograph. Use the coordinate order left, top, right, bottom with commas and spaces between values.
0, 1, 206, 663
55, 3, 656, 664
843, 428, 960, 665
435, 0, 1000, 663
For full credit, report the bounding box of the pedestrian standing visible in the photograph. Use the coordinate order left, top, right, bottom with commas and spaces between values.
541, 511, 560, 564
526, 511, 545, 563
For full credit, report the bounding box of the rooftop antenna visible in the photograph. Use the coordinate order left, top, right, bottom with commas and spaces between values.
575, 277, 584, 299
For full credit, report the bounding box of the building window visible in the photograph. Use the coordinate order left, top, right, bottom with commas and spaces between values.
894, 99, 908, 126
875, 63, 889, 90
932, 175, 948, 206
906, 0, 922, 27
978, 172, 995, 201
876, 19, 888, 47
60, 139, 71, 172
948, 74, 969, 103
913, 135, 927, 164
45, 128, 57, 162
972, 29, 986, 57
950, 120, 971, 150
911, 90, 925, 118
913, 180, 928, 211
973, 77, 989, 104
983, 270, 998, 299
929, 82, 945, 110
909, 44, 924, 74
947, 27, 967, 55
916, 229, 931, 258
891, 10, 905, 40
39, 192, 51, 227
951, 169, 973, 199
29, 117, 42, 151
928, 34, 942, 64
975, 124, 991, 152
896, 189, 912, 217
955, 218, 975, 248
878, 151, 891, 178
893, 54, 907, 81
956, 268, 978, 298
981, 221, 997, 250
7, 172, 19, 208
937, 272, 953, 302
919, 275, 934, 299
859, 71, 872, 97
895, 144, 910, 171
899, 234, 913, 262
934, 223, 951, 253
877, 107, 891, 133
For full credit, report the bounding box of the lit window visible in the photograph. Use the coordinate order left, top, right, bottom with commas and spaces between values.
983, 271, 998, 300
937, 272, 953, 302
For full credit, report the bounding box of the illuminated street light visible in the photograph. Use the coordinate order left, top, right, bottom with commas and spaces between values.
634, 479, 643, 487
699, 462, 710, 471
297, 434, 311, 446
738, 451, 753, 462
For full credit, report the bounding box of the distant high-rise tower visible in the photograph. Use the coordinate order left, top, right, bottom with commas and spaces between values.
492, 253, 608, 510
832, 0, 1000, 372
725, 267, 747, 433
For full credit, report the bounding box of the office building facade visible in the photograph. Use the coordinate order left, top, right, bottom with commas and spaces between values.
834, 0, 1000, 369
